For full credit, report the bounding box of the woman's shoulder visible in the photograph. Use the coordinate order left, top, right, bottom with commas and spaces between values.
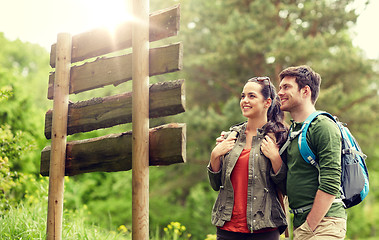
229, 121, 247, 132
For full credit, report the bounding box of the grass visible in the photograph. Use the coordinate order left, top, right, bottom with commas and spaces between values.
0, 202, 198, 239
0, 201, 130, 240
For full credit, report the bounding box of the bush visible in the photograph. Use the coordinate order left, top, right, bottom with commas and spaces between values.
0, 124, 33, 213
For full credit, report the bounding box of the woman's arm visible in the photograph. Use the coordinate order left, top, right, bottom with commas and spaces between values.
207, 132, 237, 191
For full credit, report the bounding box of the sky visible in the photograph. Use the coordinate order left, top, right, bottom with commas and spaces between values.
0, 0, 378, 59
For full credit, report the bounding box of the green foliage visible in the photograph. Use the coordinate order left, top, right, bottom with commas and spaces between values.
0, 124, 33, 167
152, 1, 379, 239
1, 0, 379, 239
64, 171, 133, 230
346, 170, 379, 239
0, 180, 131, 240
0, 33, 51, 173
0, 88, 38, 214
0, 124, 34, 213
0, 86, 13, 101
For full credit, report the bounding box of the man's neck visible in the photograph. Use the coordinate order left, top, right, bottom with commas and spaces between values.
290, 104, 316, 123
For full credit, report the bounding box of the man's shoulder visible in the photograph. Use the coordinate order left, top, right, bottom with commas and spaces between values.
309, 114, 339, 132
307, 114, 341, 143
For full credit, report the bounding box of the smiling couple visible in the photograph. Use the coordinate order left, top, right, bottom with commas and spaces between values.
208, 65, 346, 240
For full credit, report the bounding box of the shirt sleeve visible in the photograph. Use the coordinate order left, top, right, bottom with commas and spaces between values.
207, 160, 222, 191
270, 162, 287, 195
309, 116, 342, 196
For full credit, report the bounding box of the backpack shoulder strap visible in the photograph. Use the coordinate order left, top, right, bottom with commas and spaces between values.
279, 125, 302, 155
298, 111, 336, 167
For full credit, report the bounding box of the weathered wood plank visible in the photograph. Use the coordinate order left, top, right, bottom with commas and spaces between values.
44, 80, 185, 139
40, 123, 186, 176
49, 4, 180, 68
48, 43, 183, 99
46, 33, 71, 240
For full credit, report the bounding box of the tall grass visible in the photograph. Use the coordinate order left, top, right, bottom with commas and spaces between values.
0, 175, 131, 240
0, 200, 131, 240
0, 201, 199, 239
0, 174, 193, 239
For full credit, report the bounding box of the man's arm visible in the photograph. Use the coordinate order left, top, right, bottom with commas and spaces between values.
307, 116, 342, 230
306, 190, 335, 231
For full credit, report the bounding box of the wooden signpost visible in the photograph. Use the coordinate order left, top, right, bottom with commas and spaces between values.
42, 3, 184, 240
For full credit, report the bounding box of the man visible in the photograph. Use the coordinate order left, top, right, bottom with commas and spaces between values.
274, 65, 346, 239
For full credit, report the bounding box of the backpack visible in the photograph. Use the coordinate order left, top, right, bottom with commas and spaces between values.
280, 111, 369, 209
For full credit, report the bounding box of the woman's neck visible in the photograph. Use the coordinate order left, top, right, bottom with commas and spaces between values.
246, 117, 267, 135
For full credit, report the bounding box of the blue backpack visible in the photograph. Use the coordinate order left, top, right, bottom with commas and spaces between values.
281, 111, 369, 209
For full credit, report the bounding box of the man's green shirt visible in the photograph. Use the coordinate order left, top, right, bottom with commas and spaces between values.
286, 115, 346, 228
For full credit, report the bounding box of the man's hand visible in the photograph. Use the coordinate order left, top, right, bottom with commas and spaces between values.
306, 190, 336, 231
215, 131, 227, 145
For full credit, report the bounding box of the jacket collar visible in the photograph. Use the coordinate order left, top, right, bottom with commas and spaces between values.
230, 121, 268, 137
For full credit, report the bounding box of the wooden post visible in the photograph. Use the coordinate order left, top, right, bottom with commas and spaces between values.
46, 33, 72, 240
132, 0, 149, 239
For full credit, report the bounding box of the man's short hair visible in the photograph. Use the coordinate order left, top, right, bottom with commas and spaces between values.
279, 65, 322, 104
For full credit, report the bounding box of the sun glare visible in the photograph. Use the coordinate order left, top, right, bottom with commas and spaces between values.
80, 0, 134, 33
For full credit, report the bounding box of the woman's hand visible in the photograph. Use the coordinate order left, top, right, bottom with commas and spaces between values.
261, 135, 282, 173
261, 135, 279, 157
210, 132, 237, 172
213, 133, 237, 157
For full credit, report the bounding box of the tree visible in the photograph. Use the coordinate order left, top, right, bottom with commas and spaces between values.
0, 33, 51, 172
2, 0, 377, 238
173, 0, 379, 172
148, 0, 379, 239
0, 88, 35, 214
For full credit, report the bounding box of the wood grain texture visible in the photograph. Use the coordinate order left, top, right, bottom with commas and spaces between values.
47, 43, 183, 99
44, 79, 185, 139
46, 33, 72, 240
49, 4, 180, 68
40, 123, 186, 176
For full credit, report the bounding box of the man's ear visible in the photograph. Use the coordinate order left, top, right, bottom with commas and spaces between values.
301, 85, 312, 99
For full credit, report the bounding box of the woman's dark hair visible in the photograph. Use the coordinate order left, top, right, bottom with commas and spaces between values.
247, 77, 288, 146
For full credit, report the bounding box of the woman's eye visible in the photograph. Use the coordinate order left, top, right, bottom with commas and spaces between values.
241, 93, 255, 99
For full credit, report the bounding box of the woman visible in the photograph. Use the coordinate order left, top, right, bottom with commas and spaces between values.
207, 77, 288, 240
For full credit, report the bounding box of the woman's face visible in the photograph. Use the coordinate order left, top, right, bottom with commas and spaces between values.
240, 82, 270, 119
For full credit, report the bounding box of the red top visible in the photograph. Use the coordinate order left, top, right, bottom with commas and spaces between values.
221, 148, 250, 233
221, 148, 277, 234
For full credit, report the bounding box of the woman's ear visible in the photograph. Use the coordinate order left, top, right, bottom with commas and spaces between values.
265, 98, 272, 108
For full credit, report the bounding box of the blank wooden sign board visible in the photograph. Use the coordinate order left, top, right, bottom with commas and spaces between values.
41, 3, 185, 240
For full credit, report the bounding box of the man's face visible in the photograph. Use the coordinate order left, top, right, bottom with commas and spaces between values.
278, 76, 303, 112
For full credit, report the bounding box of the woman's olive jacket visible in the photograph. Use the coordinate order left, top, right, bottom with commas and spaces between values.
207, 122, 288, 234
